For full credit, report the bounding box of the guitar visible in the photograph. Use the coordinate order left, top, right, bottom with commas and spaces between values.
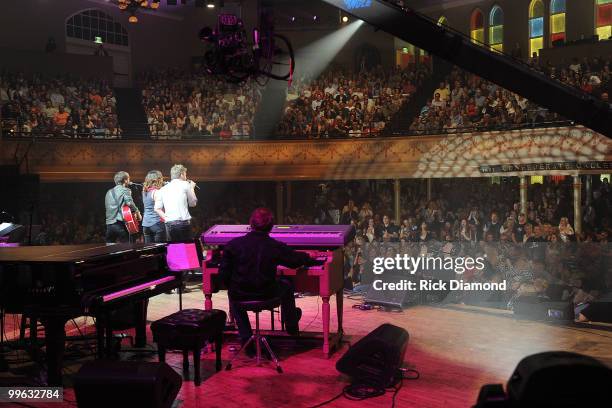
121, 205, 140, 235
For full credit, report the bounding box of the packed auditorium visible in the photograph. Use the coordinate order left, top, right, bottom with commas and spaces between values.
0, 1, 611, 407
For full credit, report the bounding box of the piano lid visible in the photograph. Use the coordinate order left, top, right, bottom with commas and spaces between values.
0, 243, 166, 263
201, 224, 354, 247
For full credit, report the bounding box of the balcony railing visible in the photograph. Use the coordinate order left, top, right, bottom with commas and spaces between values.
1, 118, 575, 141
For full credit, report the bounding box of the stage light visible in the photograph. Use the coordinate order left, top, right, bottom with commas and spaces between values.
342, 16, 349, 23
313, 15, 318, 21
207, 1, 215, 8
128, 14, 138, 23
291, 16, 296, 22
150, 0, 160, 9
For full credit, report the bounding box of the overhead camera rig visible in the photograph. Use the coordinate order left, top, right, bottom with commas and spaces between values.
199, 10, 295, 84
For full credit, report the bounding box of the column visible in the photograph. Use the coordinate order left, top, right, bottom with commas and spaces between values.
573, 175, 582, 235
585, 175, 592, 206
285, 181, 292, 213
426, 178, 432, 202
275, 181, 284, 224
394, 179, 401, 224
519, 176, 528, 214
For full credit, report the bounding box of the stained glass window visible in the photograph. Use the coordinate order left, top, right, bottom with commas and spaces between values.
596, 0, 612, 40
550, 0, 566, 44
489, 6, 504, 52
471, 9, 484, 45
529, 0, 545, 56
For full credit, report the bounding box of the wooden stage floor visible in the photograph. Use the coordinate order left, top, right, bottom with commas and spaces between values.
2, 286, 612, 408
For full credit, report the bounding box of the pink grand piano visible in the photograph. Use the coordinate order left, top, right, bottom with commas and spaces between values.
201, 224, 353, 357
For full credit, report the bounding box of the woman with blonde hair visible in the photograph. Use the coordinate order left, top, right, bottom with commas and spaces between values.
364, 217, 376, 243
558, 217, 574, 242
142, 170, 166, 243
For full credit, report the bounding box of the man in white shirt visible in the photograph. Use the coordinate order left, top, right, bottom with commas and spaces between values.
324, 84, 337, 95
431, 93, 446, 108
311, 93, 323, 111
49, 88, 65, 107
569, 58, 581, 74
155, 164, 198, 241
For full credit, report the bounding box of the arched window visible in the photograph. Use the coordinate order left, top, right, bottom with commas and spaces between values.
529, 0, 545, 56
596, 0, 612, 40
438, 15, 448, 26
470, 9, 484, 45
550, 0, 566, 44
489, 5, 504, 52
66, 9, 128, 46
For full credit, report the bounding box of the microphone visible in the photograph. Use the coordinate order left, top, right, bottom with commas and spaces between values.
188, 180, 200, 190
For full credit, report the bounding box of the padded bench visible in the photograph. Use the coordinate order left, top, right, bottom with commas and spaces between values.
151, 308, 226, 385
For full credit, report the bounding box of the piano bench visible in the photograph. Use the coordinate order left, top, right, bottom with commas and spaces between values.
151, 308, 227, 386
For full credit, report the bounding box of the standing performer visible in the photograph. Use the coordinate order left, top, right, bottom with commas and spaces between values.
105, 171, 141, 243
142, 170, 166, 243
155, 164, 197, 242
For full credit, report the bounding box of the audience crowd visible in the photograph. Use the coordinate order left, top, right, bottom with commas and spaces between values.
317, 178, 611, 313
278, 64, 430, 138
411, 56, 611, 134
139, 68, 261, 139
2, 55, 609, 139
0, 71, 120, 138
532, 56, 612, 101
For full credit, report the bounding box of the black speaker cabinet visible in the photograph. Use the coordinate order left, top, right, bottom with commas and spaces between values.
579, 301, 612, 323
512, 296, 574, 322
336, 323, 408, 387
507, 351, 612, 407
364, 274, 419, 309
74, 361, 182, 408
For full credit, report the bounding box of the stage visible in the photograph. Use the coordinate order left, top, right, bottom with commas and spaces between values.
2, 285, 612, 408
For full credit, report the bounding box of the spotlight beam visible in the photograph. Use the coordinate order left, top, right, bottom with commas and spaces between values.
293, 20, 364, 81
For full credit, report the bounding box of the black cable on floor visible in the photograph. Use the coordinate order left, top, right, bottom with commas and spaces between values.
390, 377, 403, 408
307, 388, 345, 408
308, 369, 419, 408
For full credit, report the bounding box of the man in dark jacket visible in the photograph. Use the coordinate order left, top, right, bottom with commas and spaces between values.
219, 208, 323, 345
104, 171, 141, 243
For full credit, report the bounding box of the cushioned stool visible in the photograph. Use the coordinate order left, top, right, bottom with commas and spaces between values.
151, 308, 226, 386
226, 297, 283, 373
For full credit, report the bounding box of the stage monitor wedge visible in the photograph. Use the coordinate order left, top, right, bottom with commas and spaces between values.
74, 361, 182, 408
474, 351, 612, 407
336, 323, 408, 387
507, 351, 612, 406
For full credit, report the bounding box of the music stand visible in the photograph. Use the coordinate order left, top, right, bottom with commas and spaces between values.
166, 238, 205, 310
